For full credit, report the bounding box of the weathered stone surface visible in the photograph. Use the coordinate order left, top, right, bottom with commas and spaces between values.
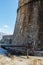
13, 0, 43, 49
0, 55, 43, 65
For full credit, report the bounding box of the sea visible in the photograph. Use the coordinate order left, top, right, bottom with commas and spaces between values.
0, 48, 7, 55
0, 43, 7, 55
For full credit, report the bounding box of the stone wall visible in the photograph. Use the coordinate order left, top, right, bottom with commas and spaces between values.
1, 35, 13, 44
13, 0, 43, 50
38, 1, 43, 49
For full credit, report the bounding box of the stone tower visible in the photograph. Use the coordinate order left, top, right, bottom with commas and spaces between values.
13, 0, 43, 49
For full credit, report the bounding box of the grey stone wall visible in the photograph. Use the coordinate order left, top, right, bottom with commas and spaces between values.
13, 0, 43, 50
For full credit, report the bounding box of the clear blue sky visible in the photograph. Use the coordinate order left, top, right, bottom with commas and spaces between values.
0, 0, 18, 34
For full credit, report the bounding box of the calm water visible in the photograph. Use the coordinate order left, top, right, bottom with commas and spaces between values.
0, 48, 7, 55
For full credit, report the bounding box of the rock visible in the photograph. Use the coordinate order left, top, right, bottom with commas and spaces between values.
0, 55, 43, 65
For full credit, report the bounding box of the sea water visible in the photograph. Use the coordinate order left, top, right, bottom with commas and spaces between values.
0, 47, 7, 55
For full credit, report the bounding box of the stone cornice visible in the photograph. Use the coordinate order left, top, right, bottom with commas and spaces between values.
17, 0, 39, 12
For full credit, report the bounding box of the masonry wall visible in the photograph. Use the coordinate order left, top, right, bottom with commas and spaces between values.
13, 0, 43, 50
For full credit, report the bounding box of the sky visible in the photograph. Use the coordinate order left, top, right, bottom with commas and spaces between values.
0, 0, 18, 35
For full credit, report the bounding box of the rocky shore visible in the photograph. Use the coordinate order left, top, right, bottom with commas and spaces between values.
0, 55, 43, 65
